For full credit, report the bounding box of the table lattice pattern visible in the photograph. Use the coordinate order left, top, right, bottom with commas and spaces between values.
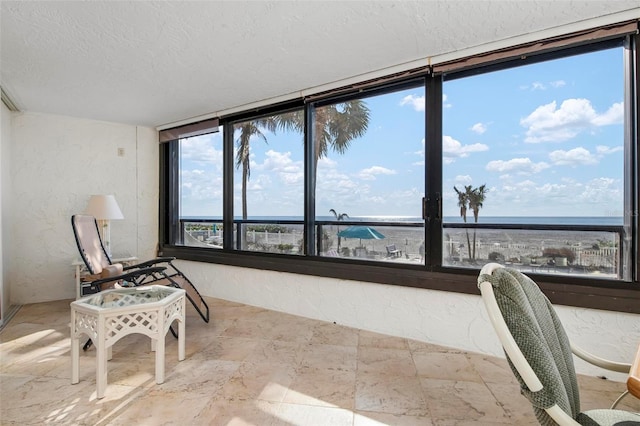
70, 286, 186, 399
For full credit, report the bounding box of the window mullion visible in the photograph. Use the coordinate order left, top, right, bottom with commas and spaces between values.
222, 121, 235, 250
305, 104, 316, 256
425, 75, 443, 269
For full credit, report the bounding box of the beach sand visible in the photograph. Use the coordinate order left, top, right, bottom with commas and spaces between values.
185, 223, 620, 277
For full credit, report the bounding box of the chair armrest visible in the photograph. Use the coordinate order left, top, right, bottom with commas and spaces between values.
546, 405, 581, 426
122, 257, 177, 270
89, 266, 167, 287
571, 343, 631, 374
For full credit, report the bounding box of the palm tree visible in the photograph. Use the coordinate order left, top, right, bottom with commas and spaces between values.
275, 101, 370, 178
467, 184, 488, 260
329, 208, 349, 250
454, 186, 472, 260
234, 102, 369, 248
234, 118, 276, 219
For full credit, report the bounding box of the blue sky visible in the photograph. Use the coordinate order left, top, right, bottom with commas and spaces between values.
180, 46, 624, 220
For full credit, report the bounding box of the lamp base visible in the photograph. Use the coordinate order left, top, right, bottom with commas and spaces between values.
97, 219, 112, 257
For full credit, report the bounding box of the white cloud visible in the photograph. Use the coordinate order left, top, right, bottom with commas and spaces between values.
400, 94, 425, 111
256, 149, 304, 185
474, 175, 623, 217
443, 135, 489, 163
596, 145, 623, 155
485, 157, 550, 174
443, 93, 452, 109
470, 122, 487, 134
316, 158, 358, 196
454, 175, 473, 184
180, 134, 223, 166
592, 102, 624, 126
358, 166, 397, 181
179, 135, 225, 215
414, 138, 425, 156
549, 147, 598, 166
521, 98, 623, 143
317, 156, 338, 170
581, 177, 618, 202
546, 144, 622, 167
412, 138, 426, 166
180, 169, 223, 201
520, 80, 565, 91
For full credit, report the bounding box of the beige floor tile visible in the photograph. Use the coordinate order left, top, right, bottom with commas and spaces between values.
484, 381, 538, 424
195, 398, 282, 426
464, 351, 517, 384
284, 367, 356, 408
359, 330, 409, 350
413, 351, 483, 382
1, 295, 633, 425
190, 336, 261, 362
274, 402, 354, 426
216, 361, 296, 403
243, 339, 304, 367
105, 391, 213, 425
221, 318, 284, 341
0, 374, 127, 425
353, 410, 434, 425
355, 371, 428, 416
408, 339, 463, 354
358, 346, 417, 376
299, 343, 358, 371
147, 358, 240, 397
421, 378, 510, 423
0, 322, 69, 346
310, 321, 360, 347
1, 343, 69, 376
269, 319, 315, 344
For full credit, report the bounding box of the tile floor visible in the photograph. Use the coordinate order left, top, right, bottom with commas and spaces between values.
1, 297, 638, 425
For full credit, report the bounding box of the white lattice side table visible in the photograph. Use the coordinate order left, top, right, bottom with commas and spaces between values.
70, 285, 186, 399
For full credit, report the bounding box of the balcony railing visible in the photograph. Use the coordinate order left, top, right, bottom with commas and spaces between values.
178, 219, 626, 279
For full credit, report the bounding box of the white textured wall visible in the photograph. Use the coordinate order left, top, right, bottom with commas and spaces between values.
179, 260, 640, 381
1, 102, 11, 324
8, 112, 158, 303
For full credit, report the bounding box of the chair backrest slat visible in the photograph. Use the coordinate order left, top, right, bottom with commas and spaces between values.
71, 214, 112, 275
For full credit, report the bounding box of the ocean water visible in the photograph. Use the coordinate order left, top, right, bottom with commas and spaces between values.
181, 216, 624, 225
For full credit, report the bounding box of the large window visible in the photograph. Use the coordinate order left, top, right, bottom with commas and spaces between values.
177, 129, 224, 248
314, 86, 426, 262
442, 44, 630, 280
232, 108, 305, 254
160, 29, 639, 313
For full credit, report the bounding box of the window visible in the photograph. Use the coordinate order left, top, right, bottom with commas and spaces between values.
178, 129, 224, 248
314, 86, 426, 262
442, 43, 630, 280
232, 108, 305, 254
159, 28, 639, 313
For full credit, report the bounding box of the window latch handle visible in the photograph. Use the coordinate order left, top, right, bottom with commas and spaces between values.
422, 194, 442, 221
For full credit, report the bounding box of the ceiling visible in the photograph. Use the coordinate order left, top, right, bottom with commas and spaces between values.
2, 1, 640, 128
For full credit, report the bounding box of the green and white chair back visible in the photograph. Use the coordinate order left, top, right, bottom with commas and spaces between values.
478, 263, 640, 426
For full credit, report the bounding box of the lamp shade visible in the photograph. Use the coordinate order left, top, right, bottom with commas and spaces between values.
84, 195, 124, 220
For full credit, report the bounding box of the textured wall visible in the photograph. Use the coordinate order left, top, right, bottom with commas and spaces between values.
1, 103, 11, 323
8, 112, 158, 303
179, 260, 639, 380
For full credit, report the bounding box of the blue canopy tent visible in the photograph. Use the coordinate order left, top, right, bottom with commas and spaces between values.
337, 226, 385, 250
